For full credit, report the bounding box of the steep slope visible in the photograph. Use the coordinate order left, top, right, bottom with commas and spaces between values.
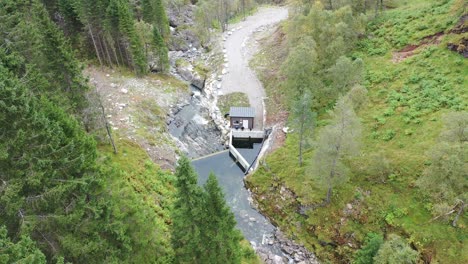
247, 0, 467, 263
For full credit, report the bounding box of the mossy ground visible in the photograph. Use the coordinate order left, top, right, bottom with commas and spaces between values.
217, 92, 251, 115
247, 0, 467, 263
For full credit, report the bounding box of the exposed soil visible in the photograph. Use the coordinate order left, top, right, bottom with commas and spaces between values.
394, 14, 468, 62
450, 14, 468, 34
447, 37, 468, 58
84, 66, 187, 170
392, 32, 444, 63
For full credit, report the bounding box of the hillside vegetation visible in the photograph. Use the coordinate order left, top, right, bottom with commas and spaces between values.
248, 0, 467, 263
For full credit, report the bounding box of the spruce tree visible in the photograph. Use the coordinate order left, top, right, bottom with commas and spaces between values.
107, 0, 147, 75
34, 0, 88, 110
154, 0, 170, 40
171, 156, 205, 263
0, 226, 46, 263
153, 25, 169, 72
201, 173, 242, 264
141, 0, 170, 40
0, 51, 97, 260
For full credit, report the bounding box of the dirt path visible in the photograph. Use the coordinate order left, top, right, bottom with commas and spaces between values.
221, 6, 288, 130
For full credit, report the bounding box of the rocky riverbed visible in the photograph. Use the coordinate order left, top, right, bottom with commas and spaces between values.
167, 4, 319, 264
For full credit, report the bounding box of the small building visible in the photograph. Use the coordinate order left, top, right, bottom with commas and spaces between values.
229, 107, 255, 130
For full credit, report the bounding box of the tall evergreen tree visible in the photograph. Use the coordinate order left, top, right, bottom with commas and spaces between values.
34, 0, 89, 110
152, 25, 170, 72
171, 156, 205, 263
141, 0, 170, 40
0, 0, 88, 112
0, 51, 97, 260
107, 0, 147, 74
201, 173, 242, 264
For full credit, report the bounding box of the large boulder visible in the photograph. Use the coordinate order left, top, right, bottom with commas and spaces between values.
176, 63, 206, 90
167, 4, 195, 28
169, 28, 201, 51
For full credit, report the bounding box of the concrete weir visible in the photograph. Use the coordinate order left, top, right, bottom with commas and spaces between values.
228, 129, 265, 173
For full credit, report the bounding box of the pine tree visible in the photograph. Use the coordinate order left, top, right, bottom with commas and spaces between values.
171, 156, 205, 263
200, 173, 242, 264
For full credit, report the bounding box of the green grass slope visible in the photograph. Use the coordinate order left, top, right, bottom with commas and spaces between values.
247, 0, 467, 263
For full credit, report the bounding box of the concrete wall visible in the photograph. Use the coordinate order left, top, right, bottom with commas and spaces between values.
230, 117, 254, 130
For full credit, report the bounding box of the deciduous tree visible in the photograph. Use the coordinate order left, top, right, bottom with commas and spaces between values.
310, 96, 361, 205
291, 91, 316, 166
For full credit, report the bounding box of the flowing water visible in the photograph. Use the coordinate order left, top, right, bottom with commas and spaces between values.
167, 86, 225, 158
192, 143, 283, 255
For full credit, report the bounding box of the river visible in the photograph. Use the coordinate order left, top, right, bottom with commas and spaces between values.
168, 6, 319, 264
192, 143, 283, 256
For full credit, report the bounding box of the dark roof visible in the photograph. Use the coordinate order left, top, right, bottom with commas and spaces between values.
229, 107, 255, 118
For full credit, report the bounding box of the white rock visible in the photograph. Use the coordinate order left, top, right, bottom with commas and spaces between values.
216, 83, 222, 89
347, 203, 353, 210
120, 88, 128, 94
221, 68, 227, 75
106, 74, 110, 77
272, 255, 283, 264
282, 127, 290, 133
110, 83, 117, 88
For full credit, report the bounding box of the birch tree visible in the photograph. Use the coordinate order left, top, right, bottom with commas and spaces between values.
416, 112, 467, 226
310, 96, 361, 205
292, 91, 316, 166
